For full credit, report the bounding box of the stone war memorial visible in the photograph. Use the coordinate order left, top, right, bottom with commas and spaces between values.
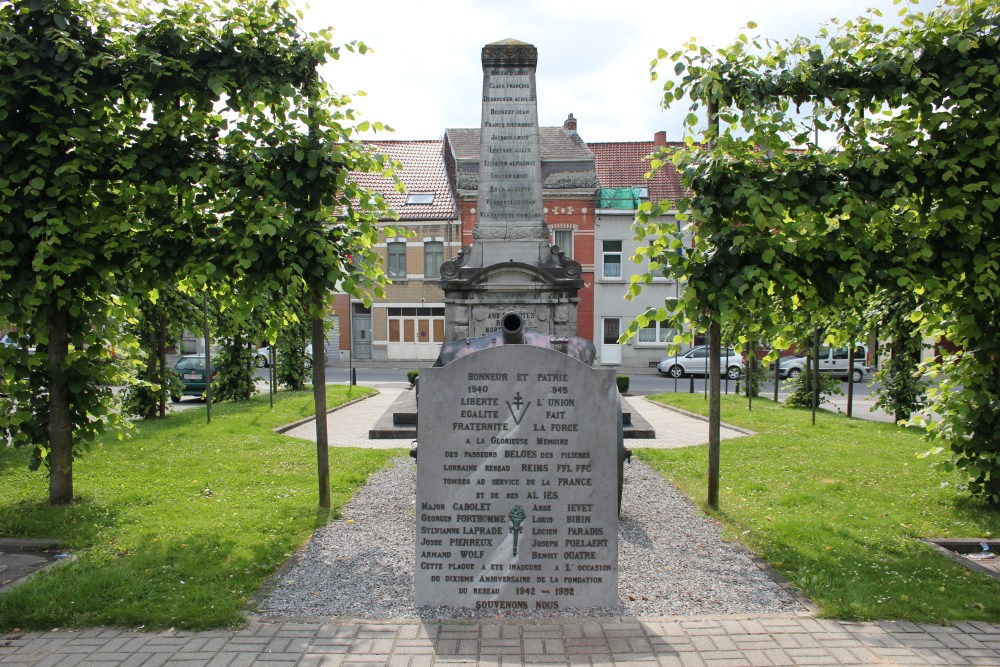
415, 39, 621, 613
438, 38, 586, 341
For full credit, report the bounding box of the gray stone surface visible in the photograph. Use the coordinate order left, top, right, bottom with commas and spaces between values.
475, 39, 546, 241
369, 388, 656, 440
439, 39, 585, 342
0, 539, 64, 591
5, 618, 1000, 667
415, 345, 619, 611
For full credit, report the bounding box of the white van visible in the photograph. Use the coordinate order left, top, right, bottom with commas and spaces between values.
775, 345, 869, 383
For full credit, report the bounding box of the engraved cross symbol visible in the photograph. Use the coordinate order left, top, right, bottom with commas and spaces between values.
507, 392, 529, 425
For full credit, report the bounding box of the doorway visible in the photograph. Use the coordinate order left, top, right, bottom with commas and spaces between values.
601, 317, 622, 365
352, 307, 372, 361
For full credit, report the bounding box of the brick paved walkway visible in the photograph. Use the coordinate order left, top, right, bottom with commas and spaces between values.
3, 616, 999, 666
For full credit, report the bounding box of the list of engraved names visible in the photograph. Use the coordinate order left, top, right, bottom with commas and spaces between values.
477, 66, 543, 225
415, 347, 618, 611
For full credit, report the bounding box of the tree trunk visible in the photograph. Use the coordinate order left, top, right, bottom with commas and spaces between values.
142, 328, 159, 419
707, 320, 721, 510
158, 309, 167, 417
47, 303, 74, 505
312, 303, 330, 509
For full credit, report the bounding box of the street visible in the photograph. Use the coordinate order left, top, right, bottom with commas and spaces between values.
187, 364, 889, 422
166, 364, 896, 422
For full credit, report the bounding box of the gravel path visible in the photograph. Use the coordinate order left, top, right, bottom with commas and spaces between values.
259, 458, 804, 620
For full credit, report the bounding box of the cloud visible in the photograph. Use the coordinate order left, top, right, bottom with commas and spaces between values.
296, 0, 934, 142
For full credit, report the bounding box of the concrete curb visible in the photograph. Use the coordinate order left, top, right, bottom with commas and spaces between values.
272, 390, 381, 435
642, 397, 757, 436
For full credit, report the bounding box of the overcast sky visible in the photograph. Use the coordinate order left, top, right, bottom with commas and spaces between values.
294, 0, 930, 143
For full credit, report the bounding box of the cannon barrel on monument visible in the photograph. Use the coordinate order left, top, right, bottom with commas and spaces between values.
500, 312, 525, 345
433, 311, 598, 367
415, 312, 631, 513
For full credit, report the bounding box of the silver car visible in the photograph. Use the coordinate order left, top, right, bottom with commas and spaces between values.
254, 344, 313, 368
657, 346, 744, 380
775, 345, 869, 383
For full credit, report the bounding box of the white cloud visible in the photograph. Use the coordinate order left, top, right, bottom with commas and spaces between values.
296, 0, 935, 142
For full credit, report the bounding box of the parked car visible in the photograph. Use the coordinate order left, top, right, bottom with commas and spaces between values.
254, 344, 313, 369
657, 346, 744, 380
774, 345, 869, 383
171, 355, 215, 401
0, 332, 36, 354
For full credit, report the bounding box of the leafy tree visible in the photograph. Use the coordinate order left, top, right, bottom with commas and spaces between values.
634, 0, 999, 502
212, 339, 256, 402
122, 286, 201, 418
785, 360, 842, 409
869, 289, 926, 423
276, 307, 312, 391
0, 0, 142, 502
0, 0, 398, 505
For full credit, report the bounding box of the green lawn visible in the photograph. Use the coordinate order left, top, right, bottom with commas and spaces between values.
639, 394, 1000, 623
0, 385, 404, 631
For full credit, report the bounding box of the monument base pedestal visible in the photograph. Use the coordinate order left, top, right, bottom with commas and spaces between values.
439, 240, 584, 341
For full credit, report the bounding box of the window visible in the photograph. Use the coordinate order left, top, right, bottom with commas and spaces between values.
424, 241, 444, 278
553, 229, 573, 258
638, 322, 676, 344
602, 240, 622, 278
635, 186, 649, 199
603, 318, 621, 345
387, 242, 407, 278
176, 357, 206, 371
406, 193, 435, 205
648, 241, 665, 278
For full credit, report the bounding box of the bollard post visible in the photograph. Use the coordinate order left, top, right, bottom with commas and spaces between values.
689, 375, 695, 394
351, 367, 357, 386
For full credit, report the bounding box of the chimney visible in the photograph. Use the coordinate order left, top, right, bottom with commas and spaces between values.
563, 113, 578, 132
654, 130, 667, 146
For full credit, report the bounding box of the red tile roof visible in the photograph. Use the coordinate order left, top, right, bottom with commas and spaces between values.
588, 141, 689, 205
351, 140, 457, 221
445, 127, 595, 162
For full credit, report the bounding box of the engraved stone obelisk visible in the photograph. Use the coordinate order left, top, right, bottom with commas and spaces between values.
439, 40, 584, 341
475, 40, 547, 242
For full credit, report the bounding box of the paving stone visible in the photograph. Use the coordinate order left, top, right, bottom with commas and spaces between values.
204, 654, 237, 667
298, 657, 342, 667
521, 657, 567, 665
924, 647, 976, 665
674, 653, 708, 667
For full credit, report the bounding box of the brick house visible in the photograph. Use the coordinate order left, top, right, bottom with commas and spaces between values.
332, 139, 460, 362
442, 114, 598, 344
332, 124, 695, 368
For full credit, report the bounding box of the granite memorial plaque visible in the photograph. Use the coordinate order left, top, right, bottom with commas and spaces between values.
415, 345, 619, 611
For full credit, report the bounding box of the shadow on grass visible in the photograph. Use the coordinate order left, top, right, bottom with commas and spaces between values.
0, 442, 33, 475
952, 494, 1000, 523
0, 494, 120, 547
0, 528, 300, 630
